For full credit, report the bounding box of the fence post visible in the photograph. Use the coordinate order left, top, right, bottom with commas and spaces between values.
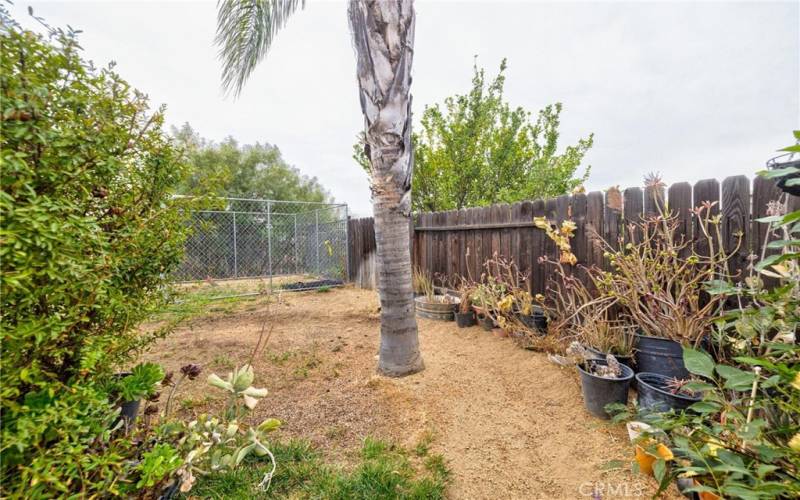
232, 211, 238, 278
344, 205, 350, 282
294, 213, 299, 276
315, 209, 320, 276
267, 201, 273, 291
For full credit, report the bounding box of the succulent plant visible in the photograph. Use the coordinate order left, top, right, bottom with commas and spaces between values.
207, 364, 269, 410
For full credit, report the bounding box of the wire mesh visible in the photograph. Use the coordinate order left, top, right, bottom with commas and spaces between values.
173, 198, 348, 290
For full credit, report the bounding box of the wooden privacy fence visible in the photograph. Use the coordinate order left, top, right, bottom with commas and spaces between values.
348, 176, 799, 292
347, 216, 378, 289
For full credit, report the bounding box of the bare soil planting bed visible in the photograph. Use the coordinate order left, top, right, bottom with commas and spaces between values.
144, 286, 675, 499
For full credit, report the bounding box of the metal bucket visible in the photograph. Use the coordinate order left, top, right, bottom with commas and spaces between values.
415, 295, 459, 320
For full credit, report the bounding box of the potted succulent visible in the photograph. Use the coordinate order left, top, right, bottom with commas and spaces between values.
567, 342, 634, 419
454, 279, 476, 328
112, 362, 165, 429
579, 317, 635, 371
512, 289, 547, 335
413, 268, 459, 321
471, 283, 496, 331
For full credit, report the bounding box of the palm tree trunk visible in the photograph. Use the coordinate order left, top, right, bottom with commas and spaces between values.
349, 0, 423, 376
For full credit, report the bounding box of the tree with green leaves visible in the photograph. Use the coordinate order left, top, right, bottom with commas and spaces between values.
215, 0, 423, 376
172, 123, 330, 202
353, 59, 594, 212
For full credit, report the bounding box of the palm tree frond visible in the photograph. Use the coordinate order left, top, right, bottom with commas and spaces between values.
215, 0, 305, 96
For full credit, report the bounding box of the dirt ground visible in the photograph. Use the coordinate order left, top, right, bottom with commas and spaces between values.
145, 286, 676, 499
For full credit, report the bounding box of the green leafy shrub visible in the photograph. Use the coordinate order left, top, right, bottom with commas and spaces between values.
0, 11, 196, 496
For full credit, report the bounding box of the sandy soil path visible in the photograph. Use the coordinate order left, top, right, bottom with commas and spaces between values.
147, 286, 671, 499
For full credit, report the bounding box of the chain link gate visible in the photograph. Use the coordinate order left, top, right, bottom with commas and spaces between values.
174, 198, 349, 294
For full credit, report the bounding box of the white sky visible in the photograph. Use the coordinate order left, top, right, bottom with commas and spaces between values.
9, 0, 800, 215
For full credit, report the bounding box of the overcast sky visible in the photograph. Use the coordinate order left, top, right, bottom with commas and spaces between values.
9, 0, 800, 215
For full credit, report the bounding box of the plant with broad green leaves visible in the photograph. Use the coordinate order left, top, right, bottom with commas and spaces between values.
611, 345, 800, 499
353, 58, 593, 212
135, 444, 183, 490
152, 364, 280, 494
208, 364, 269, 416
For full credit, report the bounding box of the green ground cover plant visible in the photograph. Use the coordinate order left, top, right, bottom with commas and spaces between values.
189, 437, 449, 500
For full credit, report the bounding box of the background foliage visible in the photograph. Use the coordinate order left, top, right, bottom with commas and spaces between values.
354, 59, 593, 212
0, 13, 195, 496
173, 123, 330, 202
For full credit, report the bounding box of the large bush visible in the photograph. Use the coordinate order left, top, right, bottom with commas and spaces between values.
1, 14, 193, 496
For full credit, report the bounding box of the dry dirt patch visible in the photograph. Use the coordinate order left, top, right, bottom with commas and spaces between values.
144, 286, 673, 499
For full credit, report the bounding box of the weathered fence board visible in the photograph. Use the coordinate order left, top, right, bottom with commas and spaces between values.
721, 175, 750, 281
347, 217, 377, 289
348, 176, 798, 293
623, 187, 644, 244
693, 178, 720, 258
668, 182, 693, 258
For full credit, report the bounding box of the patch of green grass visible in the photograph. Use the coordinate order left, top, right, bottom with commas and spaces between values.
316, 285, 332, 293
153, 287, 262, 323
179, 395, 214, 411
413, 430, 435, 457
266, 350, 295, 366
188, 438, 449, 499
292, 350, 321, 379
213, 354, 235, 369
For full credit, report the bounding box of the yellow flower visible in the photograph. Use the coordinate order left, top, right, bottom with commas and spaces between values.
560, 220, 577, 234
789, 433, 800, 452
498, 294, 514, 312
560, 251, 578, 266
792, 372, 800, 391
533, 217, 550, 230
705, 437, 724, 457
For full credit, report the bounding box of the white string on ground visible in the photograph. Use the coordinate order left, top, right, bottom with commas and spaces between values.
257, 448, 277, 491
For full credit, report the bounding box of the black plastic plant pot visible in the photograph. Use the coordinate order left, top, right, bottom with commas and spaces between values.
455, 310, 476, 328
159, 479, 181, 500
120, 399, 141, 426
577, 360, 634, 419
635, 372, 701, 413
113, 371, 141, 430
634, 334, 689, 379
767, 157, 800, 196
518, 310, 547, 335
479, 315, 494, 331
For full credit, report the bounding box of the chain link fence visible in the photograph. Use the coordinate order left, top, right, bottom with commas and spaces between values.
174, 198, 348, 293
